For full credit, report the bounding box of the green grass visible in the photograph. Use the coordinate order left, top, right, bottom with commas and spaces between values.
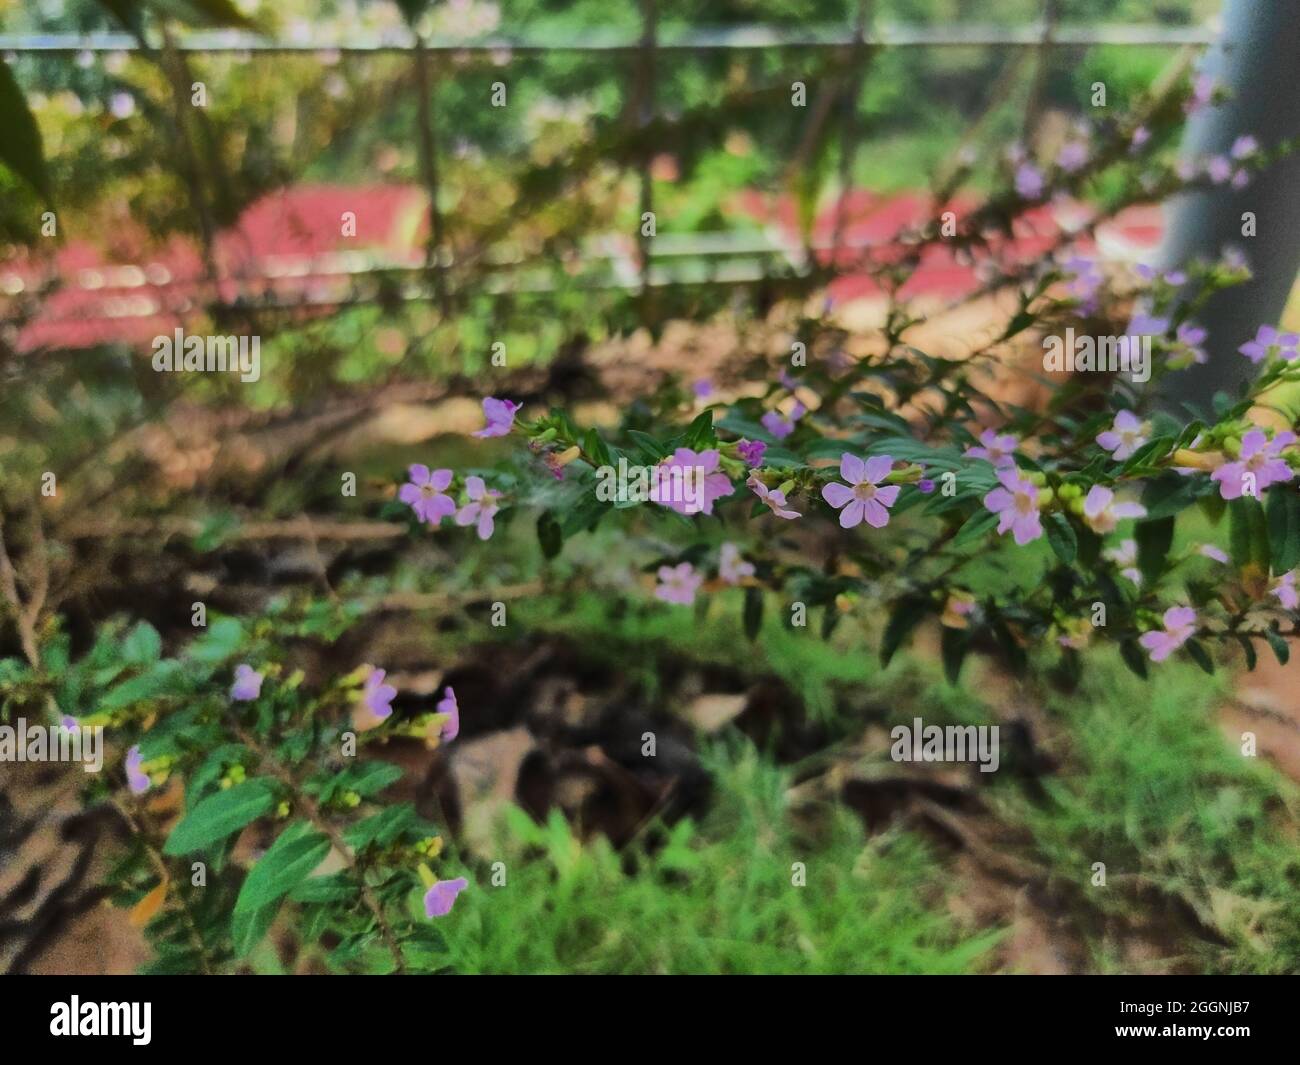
435, 743, 1001, 974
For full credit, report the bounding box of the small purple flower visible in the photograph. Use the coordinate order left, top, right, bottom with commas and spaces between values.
917, 478, 936, 494
436, 686, 460, 741
1231, 134, 1258, 160
1211, 430, 1296, 500
761, 408, 798, 440
1207, 155, 1234, 184
473, 397, 520, 438
1097, 410, 1149, 462
748, 474, 801, 519
965, 429, 1018, 469
1231, 168, 1250, 190
656, 562, 703, 606
1198, 544, 1229, 564
1126, 312, 1170, 338
1177, 322, 1208, 364
736, 439, 767, 467
1081, 485, 1147, 534
424, 876, 469, 918
1056, 141, 1088, 173
692, 379, 713, 398
1271, 571, 1299, 611
821, 453, 900, 530
718, 542, 754, 585
983, 469, 1043, 546
1185, 73, 1216, 114
648, 448, 735, 516
1138, 606, 1198, 662
125, 746, 150, 795
400, 465, 457, 524
1129, 125, 1151, 152
1063, 256, 1103, 304
1238, 325, 1299, 363
230, 663, 263, 702
364, 668, 397, 720
455, 475, 501, 540
1105, 539, 1142, 585
109, 92, 135, 119
60, 715, 80, 733
1014, 163, 1044, 200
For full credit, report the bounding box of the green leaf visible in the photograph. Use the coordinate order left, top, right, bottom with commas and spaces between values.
743, 586, 763, 641
1266, 486, 1300, 573
290, 873, 355, 904
231, 823, 330, 955
1184, 638, 1215, 675
627, 430, 668, 462
1135, 516, 1175, 585
581, 428, 612, 468
1236, 635, 1257, 671
122, 621, 163, 666
0, 60, 51, 201
950, 508, 999, 549
163, 779, 275, 855
682, 410, 718, 451
1264, 627, 1290, 666
880, 597, 929, 667
939, 626, 968, 685
1119, 638, 1149, 680
1228, 497, 1270, 571
1044, 513, 1078, 564
537, 512, 563, 559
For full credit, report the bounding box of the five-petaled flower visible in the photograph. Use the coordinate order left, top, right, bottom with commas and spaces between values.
656, 562, 703, 605
649, 448, 735, 516
736, 439, 767, 467
473, 397, 520, 438
364, 667, 397, 720
1081, 485, 1147, 534
983, 468, 1044, 545
424, 877, 469, 918
400, 465, 456, 524
231, 663, 263, 702
748, 474, 801, 519
455, 476, 501, 540
1211, 430, 1295, 500
1096, 410, 1149, 462
1238, 325, 1299, 364
965, 429, 1018, 469
1138, 606, 1198, 662
822, 453, 900, 530
1270, 571, 1298, 611
436, 686, 460, 741
125, 746, 150, 795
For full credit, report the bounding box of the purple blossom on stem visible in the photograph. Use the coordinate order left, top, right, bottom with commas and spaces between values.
126, 746, 150, 795
1081, 485, 1147, 534
364, 668, 397, 720
1129, 125, 1151, 151
1176, 322, 1208, 363
1198, 544, 1229, 564
455, 476, 501, 540
692, 379, 714, 398
648, 448, 735, 516
424, 877, 469, 918
1056, 141, 1088, 173
400, 465, 456, 524
1014, 163, 1044, 200
1211, 430, 1296, 499
1206, 155, 1234, 184
230, 663, 263, 702
1138, 606, 1198, 662
1271, 571, 1299, 611
1238, 325, 1299, 363
821, 454, 900, 530
1185, 73, 1216, 114
436, 686, 460, 741
748, 474, 801, 519
736, 439, 767, 467
983, 469, 1043, 545
1096, 410, 1149, 462
1105, 539, 1142, 585
1231, 135, 1258, 159
761, 403, 803, 440
965, 429, 1018, 469
917, 478, 936, 494
473, 397, 520, 438
655, 562, 703, 605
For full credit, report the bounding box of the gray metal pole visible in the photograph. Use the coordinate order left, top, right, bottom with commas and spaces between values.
1158, 0, 1300, 411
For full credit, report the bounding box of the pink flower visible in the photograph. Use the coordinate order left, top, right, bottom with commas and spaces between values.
1105, 539, 1142, 585
1177, 322, 1208, 363
1231, 135, 1259, 160
424, 876, 469, 918
965, 429, 1018, 469
1138, 606, 1198, 662
1185, 73, 1216, 114
736, 439, 767, 467
230, 663, 263, 702
473, 397, 520, 438
400, 465, 456, 524
1270, 571, 1298, 611
1015, 163, 1044, 199
761, 407, 799, 440
1238, 325, 1299, 363
1056, 141, 1088, 173
718, 542, 754, 584
1081, 485, 1147, 534
364, 668, 397, 720
821, 453, 900, 530
436, 686, 460, 741
656, 562, 703, 605
1096, 410, 1148, 462
1211, 430, 1295, 500
125, 746, 150, 795
748, 474, 801, 519
648, 448, 735, 516
692, 379, 713, 398
1207, 155, 1234, 184
983, 468, 1043, 545
455, 476, 501, 540
1129, 125, 1151, 151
